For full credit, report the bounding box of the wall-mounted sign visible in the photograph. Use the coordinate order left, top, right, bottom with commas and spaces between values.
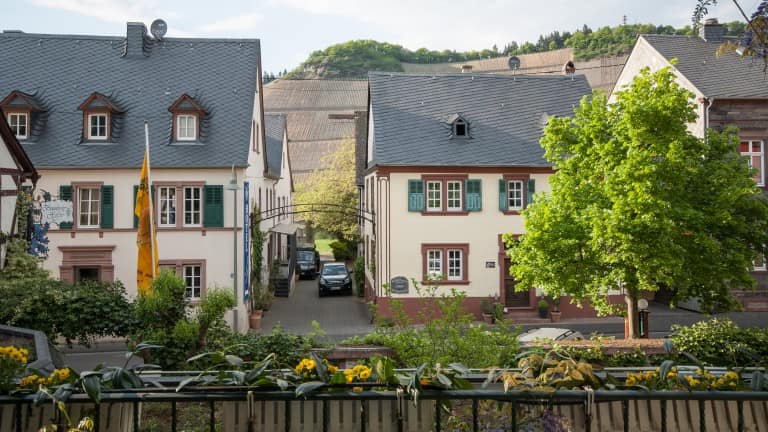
390, 276, 409, 294
40, 200, 73, 225
485, 261, 496, 268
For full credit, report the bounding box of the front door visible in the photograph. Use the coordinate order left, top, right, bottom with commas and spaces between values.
503, 258, 530, 307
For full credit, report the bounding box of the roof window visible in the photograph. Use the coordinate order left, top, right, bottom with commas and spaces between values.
78, 92, 123, 142
169, 94, 207, 142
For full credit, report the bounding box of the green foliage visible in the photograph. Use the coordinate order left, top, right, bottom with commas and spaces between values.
329, 239, 356, 261
0, 277, 135, 346
508, 67, 768, 333
249, 204, 266, 312
363, 282, 520, 368
352, 255, 365, 297
0, 238, 50, 282
204, 326, 315, 369
196, 288, 235, 330
293, 139, 359, 241
669, 318, 768, 366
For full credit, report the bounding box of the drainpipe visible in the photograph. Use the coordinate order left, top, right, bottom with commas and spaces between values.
703, 97, 714, 142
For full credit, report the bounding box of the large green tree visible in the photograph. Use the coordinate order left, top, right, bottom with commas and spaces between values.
506, 66, 768, 337
294, 139, 359, 242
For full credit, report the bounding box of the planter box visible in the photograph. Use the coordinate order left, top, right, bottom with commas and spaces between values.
0, 402, 133, 432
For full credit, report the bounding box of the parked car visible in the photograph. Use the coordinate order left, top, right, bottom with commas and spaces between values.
517, 328, 584, 343
318, 262, 352, 297
297, 244, 320, 279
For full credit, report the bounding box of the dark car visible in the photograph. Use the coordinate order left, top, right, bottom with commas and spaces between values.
297, 248, 320, 279
318, 262, 352, 296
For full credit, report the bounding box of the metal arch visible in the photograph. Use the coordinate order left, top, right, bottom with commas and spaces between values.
257, 203, 376, 233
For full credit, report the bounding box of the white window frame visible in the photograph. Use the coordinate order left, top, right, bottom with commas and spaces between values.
183, 186, 202, 227
447, 249, 463, 281
158, 186, 177, 227
427, 249, 443, 279
508, 180, 524, 210
741, 140, 765, 187
176, 114, 197, 141
88, 113, 108, 140
78, 187, 100, 228
183, 264, 202, 300
7, 112, 28, 140
446, 180, 463, 211
426, 180, 442, 212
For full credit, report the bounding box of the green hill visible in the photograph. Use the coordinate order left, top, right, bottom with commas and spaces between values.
279, 22, 746, 79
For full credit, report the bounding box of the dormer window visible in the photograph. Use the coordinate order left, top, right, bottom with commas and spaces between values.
79, 92, 122, 142
1, 90, 45, 141
169, 94, 206, 142
447, 114, 470, 139
8, 112, 28, 139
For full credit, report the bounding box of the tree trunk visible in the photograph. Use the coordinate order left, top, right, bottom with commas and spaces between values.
625, 293, 639, 339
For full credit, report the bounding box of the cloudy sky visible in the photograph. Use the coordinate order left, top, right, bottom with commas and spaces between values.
1, 0, 747, 73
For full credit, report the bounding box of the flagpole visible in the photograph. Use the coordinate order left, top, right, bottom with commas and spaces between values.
144, 121, 157, 280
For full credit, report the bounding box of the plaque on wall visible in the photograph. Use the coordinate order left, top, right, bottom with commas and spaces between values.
485, 261, 496, 268
390, 276, 409, 294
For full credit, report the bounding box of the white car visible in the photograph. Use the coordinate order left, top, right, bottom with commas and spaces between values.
518, 328, 584, 343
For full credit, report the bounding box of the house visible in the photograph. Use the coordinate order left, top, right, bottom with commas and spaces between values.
612, 18, 768, 311
0, 114, 39, 269
362, 72, 593, 320
0, 22, 288, 331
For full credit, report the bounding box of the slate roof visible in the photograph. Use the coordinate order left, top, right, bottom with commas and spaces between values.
264, 113, 286, 178
401, 48, 574, 74
263, 79, 368, 111
0, 26, 261, 168
641, 34, 768, 98
368, 72, 591, 167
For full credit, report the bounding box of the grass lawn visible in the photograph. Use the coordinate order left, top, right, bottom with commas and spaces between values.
315, 239, 334, 256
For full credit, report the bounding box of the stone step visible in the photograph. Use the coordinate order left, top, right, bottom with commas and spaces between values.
502, 310, 551, 324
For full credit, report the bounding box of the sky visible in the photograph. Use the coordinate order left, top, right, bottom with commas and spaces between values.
1, 0, 749, 74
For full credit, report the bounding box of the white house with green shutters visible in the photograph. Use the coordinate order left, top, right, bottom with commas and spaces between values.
362, 72, 593, 321
0, 22, 278, 331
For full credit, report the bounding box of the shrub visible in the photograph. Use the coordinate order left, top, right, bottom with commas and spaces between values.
204, 326, 315, 368
329, 240, 356, 261
352, 256, 365, 297
670, 318, 768, 366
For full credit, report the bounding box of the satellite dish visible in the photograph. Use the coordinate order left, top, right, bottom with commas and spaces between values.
150, 19, 167, 40
507, 56, 520, 70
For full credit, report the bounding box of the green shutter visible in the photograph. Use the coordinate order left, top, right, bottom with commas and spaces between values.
133, 185, 139, 228
527, 178, 536, 206
466, 179, 482, 211
407, 180, 425, 212
204, 185, 224, 227
498, 179, 508, 211
59, 185, 73, 229
100, 185, 114, 229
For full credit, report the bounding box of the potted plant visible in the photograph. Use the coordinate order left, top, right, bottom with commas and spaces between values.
480, 297, 494, 324
537, 297, 549, 319
550, 296, 562, 323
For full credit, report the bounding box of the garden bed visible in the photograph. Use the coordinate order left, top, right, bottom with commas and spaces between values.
523, 337, 668, 355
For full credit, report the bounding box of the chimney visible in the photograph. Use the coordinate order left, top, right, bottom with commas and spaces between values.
699, 18, 725, 42
125, 22, 147, 58
563, 61, 576, 75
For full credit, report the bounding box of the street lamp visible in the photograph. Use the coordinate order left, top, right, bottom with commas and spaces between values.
225, 165, 240, 331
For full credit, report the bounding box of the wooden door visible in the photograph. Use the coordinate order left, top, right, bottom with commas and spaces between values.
503, 258, 530, 307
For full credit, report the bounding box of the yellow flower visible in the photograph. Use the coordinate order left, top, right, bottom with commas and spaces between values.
327, 365, 338, 374
306, 360, 316, 371
359, 369, 371, 380
345, 375, 354, 384
420, 378, 430, 386
352, 386, 363, 392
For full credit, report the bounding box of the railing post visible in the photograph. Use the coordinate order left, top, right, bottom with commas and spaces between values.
699, 400, 706, 432
132, 401, 140, 432
360, 400, 367, 432
622, 399, 629, 432
434, 399, 441, 432
94, 403, 100, 432
322, 399, 329, 432
171, 401, 177, 432
511, 402, 517, 432
661, 399, 667, 432
15, 403, 22, 432
472, 399, 478, 432
209, 400, 215, 432
737, 400, 744, 432
285, 400, 291, 432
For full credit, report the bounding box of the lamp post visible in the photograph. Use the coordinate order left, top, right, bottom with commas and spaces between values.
225, 165, 241, 332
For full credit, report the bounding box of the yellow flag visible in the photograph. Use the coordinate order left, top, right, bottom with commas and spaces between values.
135, 150, 158, 296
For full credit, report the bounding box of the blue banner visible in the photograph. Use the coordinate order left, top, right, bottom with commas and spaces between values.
243, 181, 250, 302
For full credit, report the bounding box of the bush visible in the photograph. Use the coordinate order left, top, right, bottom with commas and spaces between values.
330, 240, 356, 261
352, 256, 365, 297
205, 326, 315, 368
670, 318, 768, 366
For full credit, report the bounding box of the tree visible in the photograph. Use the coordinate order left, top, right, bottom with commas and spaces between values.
294, 139, 359, 242
693, 1, 768, 69
506, 67, 768, 338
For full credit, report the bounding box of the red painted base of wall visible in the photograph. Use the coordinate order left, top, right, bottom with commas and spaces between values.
372, 294, 626, 323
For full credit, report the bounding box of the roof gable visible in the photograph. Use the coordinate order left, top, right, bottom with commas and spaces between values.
169, 93, 207, 113
78, 92, 122, 112
0, 90, 44, 111
368, 72, 591, 167
264, 113, 287, 178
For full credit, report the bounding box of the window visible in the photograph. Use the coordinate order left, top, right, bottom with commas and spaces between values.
447, 180, 462, 211
158, 186, 177, 227
7, 112, 28, 139
421, 243, 469, 284
741, 140, 765, 186
88, 114, 108, 140
507, 180, 524, 210
184, 264, 202, 299
184, 187, 202, 226
426, 181, 442, 211
78, 187, 101, 228
454, 119, 467, 137
176, 114, 197, 141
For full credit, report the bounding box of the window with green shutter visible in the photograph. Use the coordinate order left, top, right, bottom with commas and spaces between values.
407, 180, 425, 212
465, 179, 482, 211
59, 185, 73, 229
100, 185, 114, 228
203, 185, 224, 227
527, 178, 536, 205
498, 179, 507, 211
